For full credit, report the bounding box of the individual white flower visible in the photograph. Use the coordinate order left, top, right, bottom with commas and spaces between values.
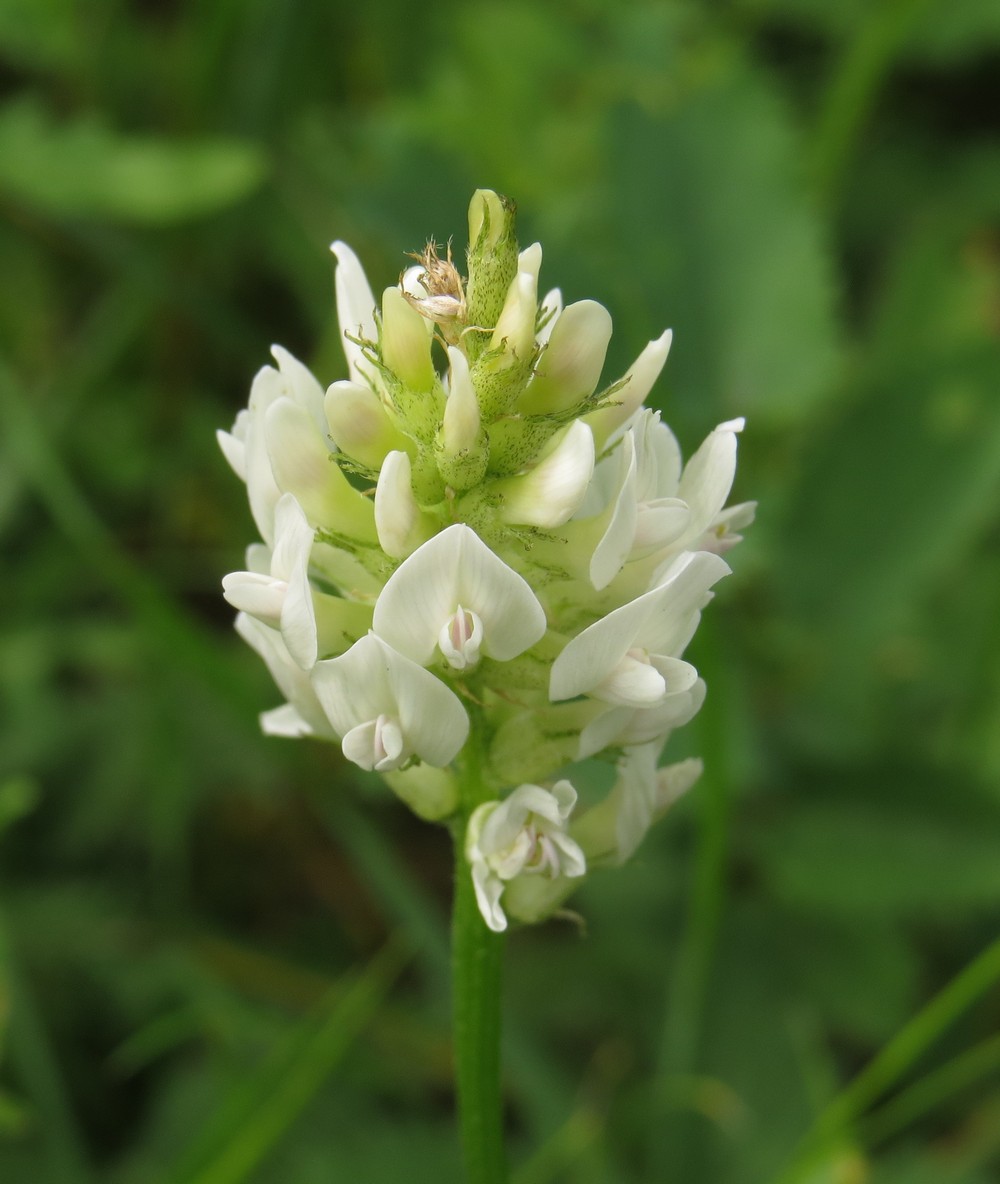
576, 412, 745, 594
311, 633, 469, 772
585, 423, 690, 590
466, 781, 586, 932
550, 550, 730, 708
372, 523, 547, 671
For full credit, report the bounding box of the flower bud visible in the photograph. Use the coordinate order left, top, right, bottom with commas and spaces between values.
519, 300, 613, 416
465, 189, 519, 344
324, 380, 412, 470
381, 286, 436, 394
374, 451, 436, 559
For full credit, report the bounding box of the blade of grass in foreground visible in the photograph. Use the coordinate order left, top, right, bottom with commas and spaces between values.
769, 932, 1000, 1184
167, 937, 409, 1184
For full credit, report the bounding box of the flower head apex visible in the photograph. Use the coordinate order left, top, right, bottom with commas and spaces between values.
403, 239, 467, 339
466, 781, 586, 932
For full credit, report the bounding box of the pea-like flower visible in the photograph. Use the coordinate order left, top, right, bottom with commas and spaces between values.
466, 782, 587, 933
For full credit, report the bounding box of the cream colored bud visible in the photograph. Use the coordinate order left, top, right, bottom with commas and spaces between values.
374, 451, 435, 559
442, 347, 481, 455
381, 287, 435, 393
324, 381, 411, 469
490, 270, 538, 360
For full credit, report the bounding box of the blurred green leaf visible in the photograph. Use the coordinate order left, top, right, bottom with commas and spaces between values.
756, 802, 1000, 917
0, 0, 78, 70
0, 98, 267, 224
608, 64, 841, 426
168, 939, 408, 1184
0, 775, 38, 836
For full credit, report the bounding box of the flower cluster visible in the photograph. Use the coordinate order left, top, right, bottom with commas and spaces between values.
219, 191, 752, 932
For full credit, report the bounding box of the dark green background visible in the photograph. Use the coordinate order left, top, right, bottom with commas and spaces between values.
2, 1, 999, 1181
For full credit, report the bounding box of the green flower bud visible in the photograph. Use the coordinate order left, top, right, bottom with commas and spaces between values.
464, 189, 519, 361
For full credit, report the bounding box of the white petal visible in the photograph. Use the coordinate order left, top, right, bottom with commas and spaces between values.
342, 714, 405, 772
497, 420, 595, 528
634, 410, 683, 500
642, 551, 730, 655
261, 703, 314, 737
614, 742, 659, 862
243, 365, 287, 543
656, 757, 703, 816
536, 288, 562, 347
579, 678, 708, 757
372, 523, 547, 665
374, 451, 434, 559
217, 414, 248, 481
264, 397, 334, 522
270, 493, 315, 582
585, 330, 672, 449
588, 433, 638, 590
442, 347, 481, 454
521, 300, 612, 414
633, 498, 690, 552
471, 858, 507, 933
676, 420, 742, 542
490, 270, 537, 359
332, 240, 378, 386
234, 613, 333, 738
222, 571, 285, 625
518, 242, 543, 282
271, 345, 326, 433
593, 653, 667, 707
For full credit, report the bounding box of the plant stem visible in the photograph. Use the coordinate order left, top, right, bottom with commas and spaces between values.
453, 832, 508, 1184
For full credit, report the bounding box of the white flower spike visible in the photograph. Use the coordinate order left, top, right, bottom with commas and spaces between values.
220, 188, 750, 931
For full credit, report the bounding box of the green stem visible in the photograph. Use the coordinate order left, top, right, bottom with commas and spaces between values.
452, 726, 508, 1184
453, 845, 507, 1184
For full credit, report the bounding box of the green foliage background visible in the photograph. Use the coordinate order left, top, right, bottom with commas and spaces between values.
2, 1, 999, 1180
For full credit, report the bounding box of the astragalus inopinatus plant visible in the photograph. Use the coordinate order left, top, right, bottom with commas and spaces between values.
219, 189, 752, 937
219, 189, 752, 1179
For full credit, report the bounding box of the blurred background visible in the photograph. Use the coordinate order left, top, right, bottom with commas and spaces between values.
2, 1, 999, 1181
